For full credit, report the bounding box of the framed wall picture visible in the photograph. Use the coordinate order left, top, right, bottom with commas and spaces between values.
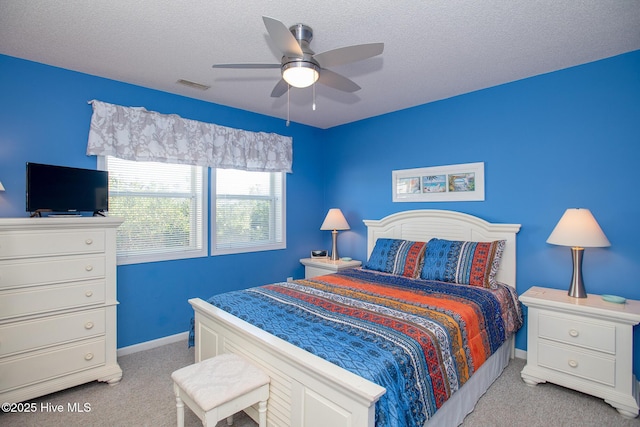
392, 162, 485, 202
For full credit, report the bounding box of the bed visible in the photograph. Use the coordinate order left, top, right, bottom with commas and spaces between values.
189, 209, 521, 427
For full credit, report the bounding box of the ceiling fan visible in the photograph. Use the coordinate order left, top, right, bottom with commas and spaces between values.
212, 16, 384, 98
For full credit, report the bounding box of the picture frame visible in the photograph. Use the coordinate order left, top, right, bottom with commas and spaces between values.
392, 162, 485, 202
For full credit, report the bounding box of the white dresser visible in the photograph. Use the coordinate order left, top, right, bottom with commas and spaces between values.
520, 286, 640, 418
0, 216, 123, 403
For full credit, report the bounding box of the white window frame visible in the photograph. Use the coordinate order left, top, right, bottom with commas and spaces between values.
211, 169, 286, 256
98, 156, 208, 265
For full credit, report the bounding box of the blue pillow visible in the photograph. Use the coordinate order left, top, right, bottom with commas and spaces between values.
364, 238, 427, 278
420, 238, 505, 288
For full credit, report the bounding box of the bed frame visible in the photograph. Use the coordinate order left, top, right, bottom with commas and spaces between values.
189, 210, 521, 427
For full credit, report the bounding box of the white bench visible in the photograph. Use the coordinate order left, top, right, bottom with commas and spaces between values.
171, 353, 270, 427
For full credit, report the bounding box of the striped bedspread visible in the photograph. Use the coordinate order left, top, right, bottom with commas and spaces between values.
207, 268, 522, 427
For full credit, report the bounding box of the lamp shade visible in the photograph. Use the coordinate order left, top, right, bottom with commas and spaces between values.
0, 181, 4, 191
547, 208, 610, 248
320, 208, 350, 231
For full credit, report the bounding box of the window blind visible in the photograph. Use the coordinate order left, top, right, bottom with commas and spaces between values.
105, 156, 207, 263
213, 169, 284, 254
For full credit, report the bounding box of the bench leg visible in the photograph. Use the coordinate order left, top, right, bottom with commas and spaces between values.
175, 396, 185, 427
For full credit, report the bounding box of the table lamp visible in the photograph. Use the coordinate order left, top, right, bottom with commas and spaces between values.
546, 208, 610, 298
320, 208, 350, 261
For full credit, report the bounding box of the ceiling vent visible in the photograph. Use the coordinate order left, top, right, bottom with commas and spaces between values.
176, 79, 210, 91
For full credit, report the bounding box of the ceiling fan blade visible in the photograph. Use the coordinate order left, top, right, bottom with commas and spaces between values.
317, 69, 361, 93
262, 16, 303, 58
270, 79, 289, 98
212, 63, 280, 69
313, 43, 384, 68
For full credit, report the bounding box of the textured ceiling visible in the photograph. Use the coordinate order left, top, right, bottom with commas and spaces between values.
1, 1, 639, 129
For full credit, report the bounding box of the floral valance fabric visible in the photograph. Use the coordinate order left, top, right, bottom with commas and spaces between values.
86, 100, 292, 173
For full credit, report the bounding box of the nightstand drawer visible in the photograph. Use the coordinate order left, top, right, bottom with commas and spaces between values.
305, 266, 332, 279
538, 340, 615, 386
538, 311, 615, 354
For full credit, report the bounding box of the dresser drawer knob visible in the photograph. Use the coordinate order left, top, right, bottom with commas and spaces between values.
85, 238, 93, 245
85, 265, 94, 272
85, 353, 94, 361
569, 329, 579, 337
85, 322, 94, 330
85, 290, 93, 297
568, 359, 578, 368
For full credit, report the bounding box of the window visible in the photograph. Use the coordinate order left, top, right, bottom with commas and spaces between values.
100, 157, 284, 262
100, 156, 207, 265
212, 169, 286, 255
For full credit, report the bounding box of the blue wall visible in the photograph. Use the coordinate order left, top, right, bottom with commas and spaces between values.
324, 50, 640, 374
1, 51, 639, 374
0, 54, 327, 347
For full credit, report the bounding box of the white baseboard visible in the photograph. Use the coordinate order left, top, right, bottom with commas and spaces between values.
117, 331, 190, 357
514, 348, 527, 360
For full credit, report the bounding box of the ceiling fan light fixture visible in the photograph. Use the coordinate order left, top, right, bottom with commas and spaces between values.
282, 62, 319, 88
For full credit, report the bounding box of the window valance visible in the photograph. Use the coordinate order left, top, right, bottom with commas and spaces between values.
86, 100, 292, 173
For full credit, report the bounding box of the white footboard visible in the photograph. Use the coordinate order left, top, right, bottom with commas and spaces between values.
189, 298, 385, 427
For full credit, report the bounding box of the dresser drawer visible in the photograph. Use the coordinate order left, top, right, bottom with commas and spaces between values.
0, 281, 105, 320
538, 311, 615, 354
537, 340, 615, 386
0, 229, 105, 260
0, 308, 106, 357
0, 338, 106, 393
0, 255, 105, 290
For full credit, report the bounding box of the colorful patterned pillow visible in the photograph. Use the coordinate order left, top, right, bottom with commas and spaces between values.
364, 238, 428, 278
419, 238, 506, 288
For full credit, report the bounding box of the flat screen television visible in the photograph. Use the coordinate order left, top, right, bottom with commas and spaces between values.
26, 162, 109, 216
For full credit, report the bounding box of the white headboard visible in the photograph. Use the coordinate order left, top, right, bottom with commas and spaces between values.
363, 210, 521, 288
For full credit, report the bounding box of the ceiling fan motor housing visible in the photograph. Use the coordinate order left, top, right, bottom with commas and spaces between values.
290, 24, 313, 46
281, 23, 320, 87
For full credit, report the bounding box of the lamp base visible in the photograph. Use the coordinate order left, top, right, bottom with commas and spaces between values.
330, 230, 339, 261
568, 247, 587, 298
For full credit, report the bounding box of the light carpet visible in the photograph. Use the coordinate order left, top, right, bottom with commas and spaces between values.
1, 340, 638, 426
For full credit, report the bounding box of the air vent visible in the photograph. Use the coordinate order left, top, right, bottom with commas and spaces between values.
176, 79, 210, 91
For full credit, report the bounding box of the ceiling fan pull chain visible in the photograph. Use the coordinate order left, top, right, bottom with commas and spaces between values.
286, 84, 291, 126
313, 83, 317, 111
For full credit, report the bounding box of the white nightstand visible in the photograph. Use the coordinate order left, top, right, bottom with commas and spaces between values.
520, 286, 640, 418
300, 258, 362, 279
